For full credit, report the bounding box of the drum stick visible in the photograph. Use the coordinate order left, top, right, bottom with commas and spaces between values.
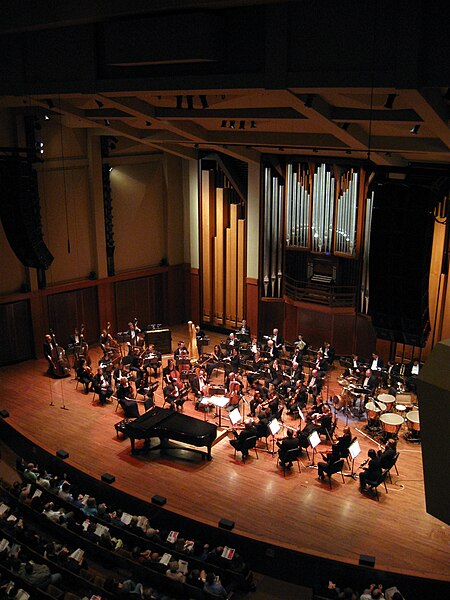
355, 427, 382, 448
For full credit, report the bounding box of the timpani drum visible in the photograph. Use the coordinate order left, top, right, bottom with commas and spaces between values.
365, 401, 386, 421
380, 412, 404, 436
377, 393, 395, 413
406, 410, 420, 432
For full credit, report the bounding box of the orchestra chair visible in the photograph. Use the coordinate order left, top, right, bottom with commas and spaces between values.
234, 436, 258, 462
256, 423, 270, 449
277, 447, 302, 476
325, 458, 345, 489
385, 452, 400, 483
365, 469, 389, 501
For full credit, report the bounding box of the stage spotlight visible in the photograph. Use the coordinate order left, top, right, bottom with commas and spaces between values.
221, 120, 227, 128
229, 120, 235, 129
44, 114, 50, 121
410, 124, 420, 134
199, 95, 208, 109
104, 119, 110, 127
250, 121, 256, 128
384, 94, 397, 109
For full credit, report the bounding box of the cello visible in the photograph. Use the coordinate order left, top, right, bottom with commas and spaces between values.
49, 329, 70, 378
78, 324, 92, 368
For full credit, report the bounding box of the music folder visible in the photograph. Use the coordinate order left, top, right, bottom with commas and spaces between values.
229, 408, 241, 426
308, 430, 321, 449
268, 419, 281, 436
349, 439, 361, 460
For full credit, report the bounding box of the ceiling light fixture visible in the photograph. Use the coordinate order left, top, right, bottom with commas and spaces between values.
410, 124, 420, 134
250, 121, 256, 128
104, 119, 110, 127
229, 120, 235, 129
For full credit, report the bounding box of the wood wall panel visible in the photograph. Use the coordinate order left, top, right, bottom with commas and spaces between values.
200, 170, 215, 323
332, 312, 355, 355
213, 189, 225, 325
0, 300, 34, 365
245, 278, 258, 337
258, 299, 285, 338
166, 264, 186, 325
47, 287, 99, 346
190, 268, 200, 325
237, 219, 245, 322
114, 274, 167, 331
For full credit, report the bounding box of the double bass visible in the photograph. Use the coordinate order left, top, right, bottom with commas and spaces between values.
49, 329, 70, 378
77, 324, 92, 368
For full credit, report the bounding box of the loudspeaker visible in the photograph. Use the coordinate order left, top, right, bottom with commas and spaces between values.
359, 554, 376, 567
0, 409, 10, 418
151, 495, 167, 506
0, 157, 53, 269
369, 182, 434, 346
56, 449, 69, 460
218, 518, 235, 531
101, 473, 115, 484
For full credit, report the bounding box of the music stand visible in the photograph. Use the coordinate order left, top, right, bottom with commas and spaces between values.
229, 408, 242, 427
308, 430, 321, 466
268, 418, 281, 456
346, 438, 361, 479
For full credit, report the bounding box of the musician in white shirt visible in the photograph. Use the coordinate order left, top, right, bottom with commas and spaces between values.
370, 352, 384, 371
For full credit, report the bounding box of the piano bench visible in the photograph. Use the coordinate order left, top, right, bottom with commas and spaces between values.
114, 418, 134, 439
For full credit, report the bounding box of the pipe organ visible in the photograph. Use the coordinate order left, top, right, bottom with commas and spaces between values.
261, 161, 367, 306
200, 167, 246, 328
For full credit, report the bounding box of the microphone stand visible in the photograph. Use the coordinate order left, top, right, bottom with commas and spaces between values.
60, 380, 69, 410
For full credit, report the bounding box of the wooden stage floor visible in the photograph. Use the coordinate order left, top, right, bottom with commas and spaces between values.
0, 328, 448, 584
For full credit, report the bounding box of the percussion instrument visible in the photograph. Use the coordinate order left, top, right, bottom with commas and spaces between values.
380, 413, 404, 436
395, 404, 407, 417
406, 410, 420, 432
377, 393, 395, 413
396, 393, 413, 409
365, 400, 386, 421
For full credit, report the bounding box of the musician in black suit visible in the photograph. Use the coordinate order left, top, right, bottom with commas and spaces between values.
285, 380, 307, 414
405, 359, 420, 392
370, 352, 384, 372
191, 369, 209, 397
319, 341, 335, 366
277, 429, 300, 468
43, 334, 55, 373
92, 367, 113, 405
360, 369, 379, 395
236, 319, 250, 337
342, 354, 363, 378
317, 443, 340, 480
229, 419, 257, 459
293, 334, 308, 356
205, 344, 225, 378
306, 369, 323, 402
359, 449, 382, 491
378, 439, 397, 468
225, 332, 240, 354
224, 347, 240, 375
314, 352, 329, 376
126, 321, 141, 353
76, 358, 93, 394
265, 339, 279, 360
69, 328, 82, 346
335, 426, 353, 459
271, 328, 284, 350
382, 360, 400, 389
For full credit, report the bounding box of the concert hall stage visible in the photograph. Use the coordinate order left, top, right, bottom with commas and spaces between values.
0, 330, 448, 588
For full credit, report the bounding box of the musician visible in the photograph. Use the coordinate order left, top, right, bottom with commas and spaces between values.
268, 358, 284, 388
137, 371, 157, 404
405, 359, 420, 392
163, 382, 187, 411
92, 367, 113, 405
293, 334, 308, 356
370, 352, 384, 371
319, 341, 335, 366
43, 334, 55, 374
191, 369, 209, 398
163, 358, 179, 386
360, 369, 379, 395
382, 360, 400, 389
236, 319, 250, 337
310, 405, 332, 437
265, 339, 279, 360
249, 336, 261, 355
225, 332, 240, 354
314, 352, 329, 375
277, 429, 300, 468
224, 346, 240, 375
229, 419, 257, 459
271, 328, 284, 350
225, 372, 242, 410
245, 352, 265, 387
117, 377, 135, 401
99, 329, 113, 357
205, 344, 225, 378
249, 390, 263, 417
174, 340, 189, 367
195, 325, 207, 355
126, 321, 141, 353
255, 407, 271, 438
335, 426, 352, 459
76, 358, 93, 394
266, 386, 280, 417
342, 354, 362, 378
378, 438, 397, 468
113, 361, 129, 389
306, 369, 323, 402
317, 443, 340, 480
143, 344, 161, 376
69, 328, 82, 346
359, 449, 382, 491
285, 380, 307, 414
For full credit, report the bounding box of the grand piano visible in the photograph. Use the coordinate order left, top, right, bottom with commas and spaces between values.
124, 407, 217, 460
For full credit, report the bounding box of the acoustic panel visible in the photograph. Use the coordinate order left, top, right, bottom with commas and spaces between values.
416, 339, 450, 526
0, 157, 53, 269
369, 182, 434, 346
